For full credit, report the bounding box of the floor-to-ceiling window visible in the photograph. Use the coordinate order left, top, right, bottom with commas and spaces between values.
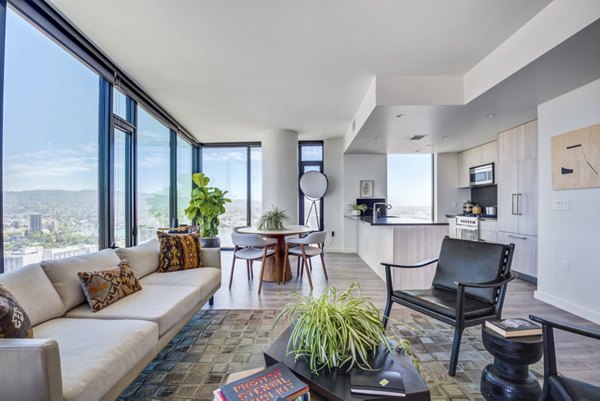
387, 154, 433, 221
298, 142, 324, 230
136, 107, 172, 242
177, 137, 194, 224
201, 145, 261, 248
2, 8, 100, 271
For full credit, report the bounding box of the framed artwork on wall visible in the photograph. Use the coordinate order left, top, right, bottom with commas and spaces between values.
551, 123, 600, 190
359, 180, 374, 197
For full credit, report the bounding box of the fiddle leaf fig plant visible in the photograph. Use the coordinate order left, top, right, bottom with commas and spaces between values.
184, 173, 231, 238
275, 283, 418, 374
257, 206, 289, 231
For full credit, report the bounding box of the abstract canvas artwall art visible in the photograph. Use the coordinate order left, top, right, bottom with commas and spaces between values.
551, 123, 600, 190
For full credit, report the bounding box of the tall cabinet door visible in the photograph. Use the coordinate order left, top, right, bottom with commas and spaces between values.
517, 158, 538, 236
497, 160, 519, 233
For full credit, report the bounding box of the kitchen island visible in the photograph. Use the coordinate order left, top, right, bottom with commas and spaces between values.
345, 215, 449, 290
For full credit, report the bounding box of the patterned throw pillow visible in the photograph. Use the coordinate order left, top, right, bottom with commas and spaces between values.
157, 231, 202, 272
0, 285, 34, 338
78, 260, 142, 312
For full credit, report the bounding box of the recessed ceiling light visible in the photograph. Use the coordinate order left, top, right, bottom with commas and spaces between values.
426, 144, 431, 147
396, 114, 405, 118
374, 136, 381, 140
485, 113, 495, 119
415, 150, 421, 153
442, 136, 449, 140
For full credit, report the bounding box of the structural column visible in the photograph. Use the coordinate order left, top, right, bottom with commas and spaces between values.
261, 129, 298, 220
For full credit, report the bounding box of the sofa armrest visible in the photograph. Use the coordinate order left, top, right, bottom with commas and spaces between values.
0, 338, 63, 401
201, 247, 221, 269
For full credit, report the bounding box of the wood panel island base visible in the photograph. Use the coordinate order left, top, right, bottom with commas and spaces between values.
346, 216, 449, 289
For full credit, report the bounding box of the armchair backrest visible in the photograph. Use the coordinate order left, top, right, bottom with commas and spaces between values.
432, 237, 512, 304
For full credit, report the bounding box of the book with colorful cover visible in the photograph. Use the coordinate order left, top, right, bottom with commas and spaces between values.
485, 318, 542, 337
215, 363, 309, 401
350, 369, 406, 397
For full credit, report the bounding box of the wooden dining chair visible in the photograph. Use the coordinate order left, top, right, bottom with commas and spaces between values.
284, 230, 328, 290
230, 232, 277, 294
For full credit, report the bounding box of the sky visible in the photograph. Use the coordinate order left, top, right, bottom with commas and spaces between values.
387, 154, 432, 207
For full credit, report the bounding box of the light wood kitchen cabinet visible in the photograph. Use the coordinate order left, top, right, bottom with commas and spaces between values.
499, 232, 538, 279
497, 121, 538, 236
497, 120, 538, 280
457, 141, 496, 188
481, 141, 498, 165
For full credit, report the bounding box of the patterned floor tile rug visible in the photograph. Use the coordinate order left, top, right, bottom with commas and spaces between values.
117, 309, 544, 401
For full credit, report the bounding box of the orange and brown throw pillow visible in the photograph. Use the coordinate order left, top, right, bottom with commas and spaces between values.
157, 231, 202, 272
78, 260, 142, 312
0, 285, 33, 338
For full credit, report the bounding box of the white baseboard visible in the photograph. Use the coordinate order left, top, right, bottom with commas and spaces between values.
324, 248, 355, 253
534, 290, 600, 325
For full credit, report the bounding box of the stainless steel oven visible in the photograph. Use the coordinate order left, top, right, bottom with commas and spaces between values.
470, 163, 494, 186
454, 216, 479, 241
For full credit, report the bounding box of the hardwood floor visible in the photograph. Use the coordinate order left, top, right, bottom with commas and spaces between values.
207, 250, 600, 385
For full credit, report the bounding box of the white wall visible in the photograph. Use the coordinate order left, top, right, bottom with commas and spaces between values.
535, 78, 600, 324
434, 153, 469, 222
261, 130, 298, 217
323, 139, 344, 251
342, 154, 388, 251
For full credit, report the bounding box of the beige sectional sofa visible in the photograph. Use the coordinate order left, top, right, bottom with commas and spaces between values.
0, 239, 221, 401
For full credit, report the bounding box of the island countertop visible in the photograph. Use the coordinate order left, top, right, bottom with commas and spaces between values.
345, 215, 449, 226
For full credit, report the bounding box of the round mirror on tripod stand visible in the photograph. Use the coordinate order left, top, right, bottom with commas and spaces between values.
299, 171, 328, 229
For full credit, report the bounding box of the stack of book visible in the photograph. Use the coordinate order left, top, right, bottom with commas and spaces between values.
485, 318, 542, 338
213, 362, 310, 401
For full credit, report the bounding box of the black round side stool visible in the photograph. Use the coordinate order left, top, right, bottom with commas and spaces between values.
480, 325, 543, 400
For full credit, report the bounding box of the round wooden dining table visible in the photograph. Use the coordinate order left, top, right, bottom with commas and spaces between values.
237, 225, 313, 282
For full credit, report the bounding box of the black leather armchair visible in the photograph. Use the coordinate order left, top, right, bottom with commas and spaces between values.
382, 237, 516, 376
529, 314, 600, 400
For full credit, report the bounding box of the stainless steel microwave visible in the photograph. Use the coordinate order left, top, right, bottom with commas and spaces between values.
470, 163, 494, 186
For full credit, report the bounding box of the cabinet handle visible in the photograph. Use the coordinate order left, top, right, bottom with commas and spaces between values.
507, 234, 527, 240
511, 194, 517, 215
516, 193, 523, 215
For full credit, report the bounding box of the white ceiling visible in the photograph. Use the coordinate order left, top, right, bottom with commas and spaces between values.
48, 0, 551, 143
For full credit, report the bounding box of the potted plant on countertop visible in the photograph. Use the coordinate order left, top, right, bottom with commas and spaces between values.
275, 282, 419, 374
258, 206, 289, 231
184, 172, 231, 248
351, 203, 368, 216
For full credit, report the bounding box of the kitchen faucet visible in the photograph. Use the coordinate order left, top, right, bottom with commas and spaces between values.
373, 202, 391, 220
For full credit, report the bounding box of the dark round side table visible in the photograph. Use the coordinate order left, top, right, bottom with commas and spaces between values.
480, 325, 543, 400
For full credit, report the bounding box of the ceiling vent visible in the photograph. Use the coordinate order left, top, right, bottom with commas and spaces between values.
409, 135, 426, 141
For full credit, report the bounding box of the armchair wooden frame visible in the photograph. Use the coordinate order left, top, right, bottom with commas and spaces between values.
529, 314, 600, 400
381, 240, 515, 376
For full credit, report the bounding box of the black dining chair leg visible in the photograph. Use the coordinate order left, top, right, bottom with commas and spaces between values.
250, 260, 254, 279
246, 260, 250, 280
382, 299, 392, 330
297, 256, 301, 276
228, 254, 237, 289
308, 257, 313, 272
449, 325, 464, 377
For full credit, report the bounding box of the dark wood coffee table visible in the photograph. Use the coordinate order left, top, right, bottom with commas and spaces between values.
264, 325, 430, 401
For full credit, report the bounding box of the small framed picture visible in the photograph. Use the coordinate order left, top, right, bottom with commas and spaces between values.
359, 180, 374, 197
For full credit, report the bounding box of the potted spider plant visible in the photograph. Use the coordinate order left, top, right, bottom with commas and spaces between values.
275, 283, 418, 374
258, 206, 289, 231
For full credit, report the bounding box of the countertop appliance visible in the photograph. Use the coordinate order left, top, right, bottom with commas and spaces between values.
470, 163, 494, 186
453, 216, 479, 240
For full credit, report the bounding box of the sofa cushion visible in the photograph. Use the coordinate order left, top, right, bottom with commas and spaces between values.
140, 267, 221, 301
41, 249, 121, 310
157, 231, 202, 272
78, 261, 142, 312
33, 317, 158, 401
0, 263, 66, 325
0, 285, 33, 338
115, 239, 160, 279
65, 285, 201, 336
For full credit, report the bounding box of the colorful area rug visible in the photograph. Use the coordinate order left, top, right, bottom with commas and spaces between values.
118, 309, 543, 401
